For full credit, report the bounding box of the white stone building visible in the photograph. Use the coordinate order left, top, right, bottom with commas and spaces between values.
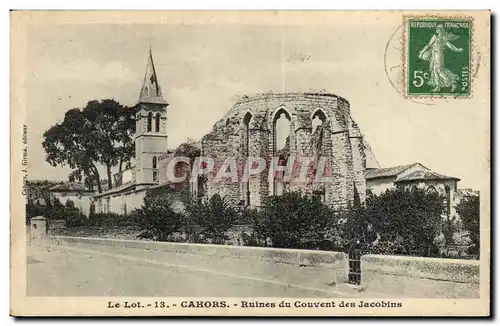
365, 162, 461, 219
49, 183, 95, 216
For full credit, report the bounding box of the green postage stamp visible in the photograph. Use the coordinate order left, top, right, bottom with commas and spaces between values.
405, 17, 473, 97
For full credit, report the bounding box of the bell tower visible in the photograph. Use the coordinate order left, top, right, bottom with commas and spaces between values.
134, 49, 168, 189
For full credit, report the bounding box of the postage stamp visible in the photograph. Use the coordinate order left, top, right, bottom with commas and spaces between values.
404, 16, 473, 97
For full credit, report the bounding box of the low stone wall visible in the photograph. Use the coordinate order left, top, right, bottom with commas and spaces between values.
50, 236, 349, 284
361, 254, 480, 298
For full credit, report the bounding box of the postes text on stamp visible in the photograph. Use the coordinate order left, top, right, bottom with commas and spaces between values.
405, 17, 472, 97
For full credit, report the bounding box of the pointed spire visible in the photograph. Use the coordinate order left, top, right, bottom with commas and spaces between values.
138, 49, 168, 105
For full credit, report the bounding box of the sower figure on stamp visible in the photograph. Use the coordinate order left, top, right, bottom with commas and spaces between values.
418, 24, 463, 92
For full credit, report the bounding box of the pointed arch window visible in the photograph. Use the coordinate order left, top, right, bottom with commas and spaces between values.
152, 156, 158, 182
426, 185, 438, 195
155, 113, 161, 132
272, 108, 292, 196
147, 112, 153, 132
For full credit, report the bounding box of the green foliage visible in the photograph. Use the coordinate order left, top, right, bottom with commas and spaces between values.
247, 188, 445, 257
351, 187, 445, 257
87, 212, 139, 227
337, 203, 371, 251
173, 139, 201, 160
442, 214, 460, 248
26, 203, 45, 225
185, 194, 236, 244
182, 197, 205, 243
65, 199, 75, 209
62, 200, 86, 227
253, 191, 337, 249
45, 198, 68, 220
365, 238, 407, 255
236, 207, 260, 225
456, 195, 480, 255
240, 231, 261, 247
26, 198, 86, 227
136, 194, 182, 241
42, 99, 135, 192
133, 193, 237, 244
65, 212, 87, 228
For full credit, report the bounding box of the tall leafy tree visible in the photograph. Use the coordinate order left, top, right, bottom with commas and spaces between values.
456, 194, 480, 255
43, 99, 135, 193
254, 191, 336, 249
136, 194, 182, 241
365, 187, 445, 257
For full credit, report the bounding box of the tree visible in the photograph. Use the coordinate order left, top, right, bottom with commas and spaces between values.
456, 195, 480, 255
253, 191, 337, 249
338, 203, 372, 251
442, 213, 459, 248
185, 194, 236, 244
365, 188, 445, 257
43, 99, 135, 192
63, 202, 87, 228
174, 139, 201, 160
136, 194, 182, 241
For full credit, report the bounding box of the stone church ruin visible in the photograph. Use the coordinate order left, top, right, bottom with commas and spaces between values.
196, 92, 367, 209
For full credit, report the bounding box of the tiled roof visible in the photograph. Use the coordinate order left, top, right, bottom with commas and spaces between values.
395, 170, 460, 182
365, 164, 416, 179
49, 182, 93, 192
93, 181, 136, 198
147, 182, 182, 192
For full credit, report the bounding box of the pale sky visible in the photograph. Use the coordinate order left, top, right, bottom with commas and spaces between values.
25, 18, 489, 189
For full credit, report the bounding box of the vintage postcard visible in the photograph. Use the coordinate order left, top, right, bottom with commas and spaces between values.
10, 10, 490, 317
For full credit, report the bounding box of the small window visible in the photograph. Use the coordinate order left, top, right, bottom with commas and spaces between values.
147, 112, 153, 132
155, 113, 161, 132
152, 156, 158, 182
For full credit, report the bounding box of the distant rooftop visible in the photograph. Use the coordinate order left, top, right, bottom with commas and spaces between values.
365, 163, 416, 180
366, 163, 460, 183
395, 170, 460, 183
93, 181, 136, 198
49, 182, 94, 193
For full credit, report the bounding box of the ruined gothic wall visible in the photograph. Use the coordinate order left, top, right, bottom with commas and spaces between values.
201, 113, 245, 206
348, 117, 367, 204
201, 93, 366, 209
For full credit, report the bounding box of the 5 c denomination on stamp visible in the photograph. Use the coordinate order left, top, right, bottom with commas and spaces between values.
404, 16, 473, 97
